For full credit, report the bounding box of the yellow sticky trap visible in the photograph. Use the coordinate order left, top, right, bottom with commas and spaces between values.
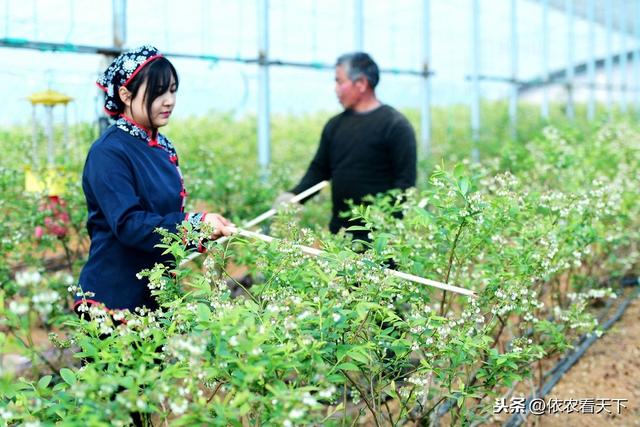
24, 165, 72, 196
27, 89, 73, 106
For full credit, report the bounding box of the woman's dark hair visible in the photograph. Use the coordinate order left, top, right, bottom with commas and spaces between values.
116, 56, 179, 128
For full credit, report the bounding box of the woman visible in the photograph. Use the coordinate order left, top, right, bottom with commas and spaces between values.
76, 45, 233, 313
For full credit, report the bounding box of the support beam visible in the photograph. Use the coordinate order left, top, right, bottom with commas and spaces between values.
636, 1, 640, 118
31, 105, 38, 167
112, 0, 126, 49
470, 0, 480, 163
257, 0, 271, 171
530, 0, 636, 37
587, 0, 596, 120
541, 0, 549, 120
619, 0, 628, 113
518, 49, 640, 95
509, 0, 518, 139
0, 38, 427, 76
605, 0, 613, 116
420, 0, 431, 156
354, 0, 364, 51
63, 104, 70, 161
565, 0, 574, 121
45, 106, 54, 166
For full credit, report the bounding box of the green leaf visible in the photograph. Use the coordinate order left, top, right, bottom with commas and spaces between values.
347, 349, 370, 365
336, 345, 349, 362
326, 374, 345, 383
60, 368, 76, 386
337, 362, 360, 371
459, 178, 470, 196
415, 206, 432, 220
37, 375, 52, 389
120, 376, 134, 389
346, 225, 371, 232
52, 383, 67, 392
386, 382, 400, 401
374, 234, 389, 255
197, 303, 211, 322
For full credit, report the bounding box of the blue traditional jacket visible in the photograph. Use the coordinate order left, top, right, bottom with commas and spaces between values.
77, 116, 203, 311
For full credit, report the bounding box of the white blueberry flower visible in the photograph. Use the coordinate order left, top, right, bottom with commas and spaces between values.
9, 300, 29, 316
289, 408, 305, 419
169, 398, 188, 415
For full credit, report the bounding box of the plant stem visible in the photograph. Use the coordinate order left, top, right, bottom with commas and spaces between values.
9, 328, 58, 373
342, 370, 381, 427
440, 219, 466, 315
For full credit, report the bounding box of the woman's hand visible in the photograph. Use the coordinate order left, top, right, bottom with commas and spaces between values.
204, 213, 235, 239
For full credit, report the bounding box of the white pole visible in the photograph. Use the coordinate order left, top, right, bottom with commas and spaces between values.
565, 0, 575, 121
509, 0, 518, 139
63, 104, 70, 159
541, 0, 549, 120
354, 0, 364, 50
31, 104, 38, 167
421, 0, 431, 156
635, 1, 640, 118
112, 0, 126, 48
605, 0, 614, 117
180, 181, 329, 266
234, 228, 477, 298
587, 0, 596, 120
470, 0, 480, 162
619, 0, 628, 114
46, 105, 54, 166
257, 0, 271, 173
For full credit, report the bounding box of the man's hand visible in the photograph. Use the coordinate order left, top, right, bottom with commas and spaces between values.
272, 192, 297, 209
204, 213, 235, 239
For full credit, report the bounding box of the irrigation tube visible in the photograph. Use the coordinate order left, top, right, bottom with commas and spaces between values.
428, 277, 638, 426
503, 283, 640, 427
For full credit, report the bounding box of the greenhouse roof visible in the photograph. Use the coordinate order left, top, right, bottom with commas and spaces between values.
537, 0, 639, 35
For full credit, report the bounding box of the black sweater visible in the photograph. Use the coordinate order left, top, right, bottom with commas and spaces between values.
291, 104, 417, 234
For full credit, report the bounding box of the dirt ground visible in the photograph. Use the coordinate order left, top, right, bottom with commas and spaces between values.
484, 291, 640, 427
369, 290, 640, 427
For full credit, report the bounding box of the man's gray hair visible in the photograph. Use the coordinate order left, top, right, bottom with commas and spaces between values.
336, 52, 380, 90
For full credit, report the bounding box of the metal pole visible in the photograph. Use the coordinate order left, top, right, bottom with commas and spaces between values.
636, 0, 640, 118
470, 0, 480, 162
98, 0, 127, 135
112, 0, 126, 49
46, 106, 54, 166
587, 0, 596, 120
619, 0, 628, 114
541, 0, 549, 120
32, 104, 38, 167
32, 0, 38, 39
509, 0, 518, 139
565, 0, 575, 121
257, 0, 271, 171
354, 0, 364, 50
4, 0, 9, 38
605, 0, 613, 117
63, 104, 70, 159
421, 0, 431, 157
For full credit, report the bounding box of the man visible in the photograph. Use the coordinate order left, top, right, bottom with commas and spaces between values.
276, 52, 417, 241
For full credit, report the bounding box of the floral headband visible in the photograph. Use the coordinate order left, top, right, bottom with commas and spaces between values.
96, 45, 163, 116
